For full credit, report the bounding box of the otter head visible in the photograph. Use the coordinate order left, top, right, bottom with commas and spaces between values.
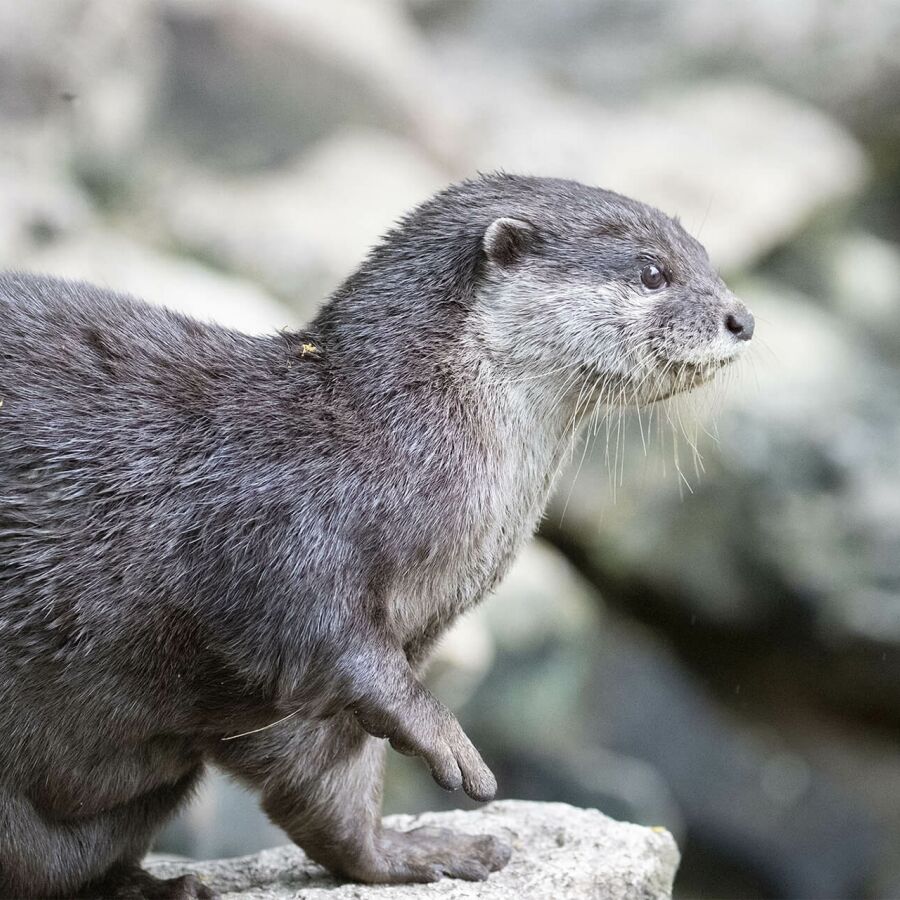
476, 178, 753, 406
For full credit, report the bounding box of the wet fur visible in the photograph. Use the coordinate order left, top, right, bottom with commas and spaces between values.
0, 174, 749, 897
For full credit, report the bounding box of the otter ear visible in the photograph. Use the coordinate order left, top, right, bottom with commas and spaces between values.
483, 217, 535, 268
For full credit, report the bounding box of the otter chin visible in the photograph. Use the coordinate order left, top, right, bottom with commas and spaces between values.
1, 173, 749, 898
644, 352, 748, 403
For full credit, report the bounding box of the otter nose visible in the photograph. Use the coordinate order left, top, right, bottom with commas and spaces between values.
725, 309, 755, 342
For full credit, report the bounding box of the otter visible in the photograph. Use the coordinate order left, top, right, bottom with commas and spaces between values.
0, 174, 753, 898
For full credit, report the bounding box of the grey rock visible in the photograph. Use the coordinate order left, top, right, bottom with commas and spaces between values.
465, 540, 605, 757
0, 0, 164, 181
419, 0, 900, 142
0, 154, 95, 261
428, 539, 600, 725
770, 227, 900, 354
157, 770, 288, 862
153, 129, 448, 312
21, 228, 297, 334
157, 0, 438, 170
460, 543, 877, 898
444, 70, 867, 272
583, 617, 878, 900
147, 800, 680, 899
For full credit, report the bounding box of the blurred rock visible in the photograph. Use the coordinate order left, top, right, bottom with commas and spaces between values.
0, 0, 164, 189
417, 0, 900, 148
769, 227, 900, 353
443, 69, 866, 271
0, 154, 95, 262
148, 800, 681, 900
828, 232, 900, 345
152, 129, 448, 311
465, 539, 603, 755
158, 770, 286, 861
460, 538, 877, 898
22, 228, 296, 333
426, 609, 495, 712
586, 617, 878, 899
158, 0, 440, 170
766, 708, 900, 900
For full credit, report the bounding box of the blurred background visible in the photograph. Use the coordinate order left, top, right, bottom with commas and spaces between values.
2, 0, 899, 896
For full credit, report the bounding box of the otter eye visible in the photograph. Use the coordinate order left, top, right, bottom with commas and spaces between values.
640, 263, 667, 290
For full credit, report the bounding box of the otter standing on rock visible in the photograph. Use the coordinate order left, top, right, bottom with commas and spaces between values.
0, 174, 753, 898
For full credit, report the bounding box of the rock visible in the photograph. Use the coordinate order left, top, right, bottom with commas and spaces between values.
824, 232, 900, 344
158, 770, 287, 862
147, 800, 680, 900
153, 128, 448, 311
582, 617, 878, 900
424, 608, 495, 712
455, 539, 877, 898
463, 539, 604, 756
769, 227, 900, 354
450, 72, 866, 271
418, 0, 900, 146
0, 0, 164, 188
21, 228, 297, 334
0, 154, 96, 262
157, 0, 438, 170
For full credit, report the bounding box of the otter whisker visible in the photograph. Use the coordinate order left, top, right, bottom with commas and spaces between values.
559, 370, 607, 522
669, 378, 704, 478
549, 367, 593, 458
222, 708, 303, 741
547, 367, 596, 492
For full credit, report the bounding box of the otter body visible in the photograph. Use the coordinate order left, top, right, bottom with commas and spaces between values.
0, 175, 752, 898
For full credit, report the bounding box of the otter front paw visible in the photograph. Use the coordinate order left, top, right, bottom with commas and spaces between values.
352, 826, 511, 884
354, 704, 497, 802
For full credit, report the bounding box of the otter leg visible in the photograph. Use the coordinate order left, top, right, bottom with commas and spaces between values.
338, 640, 498, 802
0, 768, 216, 900
211, 718, 511, 884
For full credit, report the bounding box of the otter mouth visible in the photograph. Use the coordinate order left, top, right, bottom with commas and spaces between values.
643, 354, 736, 403
679, 356, 734, 379
593, 351, 739, 407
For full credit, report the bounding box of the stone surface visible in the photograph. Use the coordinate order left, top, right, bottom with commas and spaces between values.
419, 0, 900, 144
0, 153, 95, 262
22, 228, 296, 334
158, 0, 436, 170
153, 128, 447, 310
0, 0, 164, 181
444, 70, 867, 272
147, 800, 679, 899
